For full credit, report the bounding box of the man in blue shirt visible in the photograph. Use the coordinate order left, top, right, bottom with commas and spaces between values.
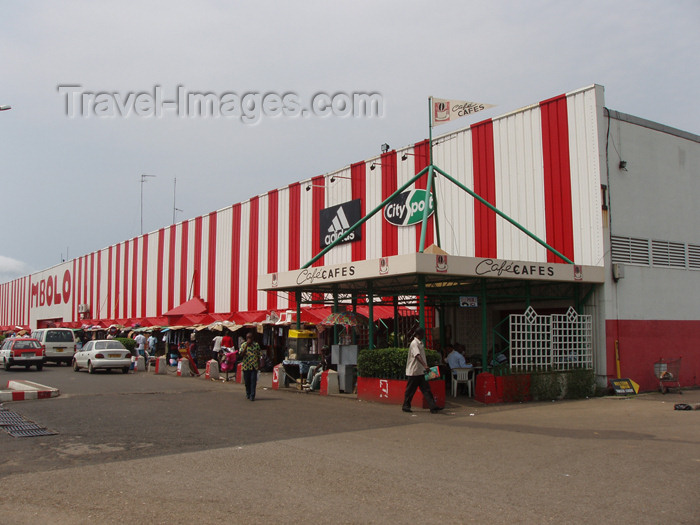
445, 344, 471, 371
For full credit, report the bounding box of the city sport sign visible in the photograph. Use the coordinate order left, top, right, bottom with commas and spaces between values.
383, 189, 435, 227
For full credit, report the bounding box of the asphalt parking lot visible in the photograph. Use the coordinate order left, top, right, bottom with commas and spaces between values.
0, 365, 698, 524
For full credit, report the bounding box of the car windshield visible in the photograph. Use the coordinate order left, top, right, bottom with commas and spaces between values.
94, 341, 126, 350
14, 340, 41, 349
46, 330, 74, 343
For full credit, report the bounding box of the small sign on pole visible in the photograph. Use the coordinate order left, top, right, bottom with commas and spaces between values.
459, 296, 478, 308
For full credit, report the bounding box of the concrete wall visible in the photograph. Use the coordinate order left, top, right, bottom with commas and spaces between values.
603, 111, 700, 389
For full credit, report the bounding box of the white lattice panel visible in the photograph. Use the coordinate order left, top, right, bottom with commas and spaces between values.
509, 306, 592, 371
551, 307, 593, 369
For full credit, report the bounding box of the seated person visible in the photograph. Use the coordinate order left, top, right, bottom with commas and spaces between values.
445, 344, 472, 372
304, 346, 331, 392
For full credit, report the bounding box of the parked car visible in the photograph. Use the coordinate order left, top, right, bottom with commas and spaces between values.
0, 337, 44, 371
31, 328, 78, 365
73, 339, 132, 374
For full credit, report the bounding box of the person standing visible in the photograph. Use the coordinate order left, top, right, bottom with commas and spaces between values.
402, 327, 442, 414
221, 330, 233, 352
239, 332, 262, 401
188, 332, 197, 365
211, 333, 223, 363
134, 332, 147, 359
147, 332, 158, 356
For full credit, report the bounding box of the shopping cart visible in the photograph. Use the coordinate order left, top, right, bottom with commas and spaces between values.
653, 358, 682, 394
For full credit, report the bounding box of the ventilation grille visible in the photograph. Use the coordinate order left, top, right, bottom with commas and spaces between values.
611, 236, 649, 265
651, 240, 686, 268
688, 244, 700, 270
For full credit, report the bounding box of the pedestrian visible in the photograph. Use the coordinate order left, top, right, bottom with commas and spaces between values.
189, 332, 197, 367
221, 329, 233, 352
239, 332, 262, 401
402, 327, 442, 414
147, 332, 158, 356
134, 332, 147, 359
211, 332, 223, 363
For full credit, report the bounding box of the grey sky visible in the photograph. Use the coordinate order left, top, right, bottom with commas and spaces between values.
1, 0, 698, 283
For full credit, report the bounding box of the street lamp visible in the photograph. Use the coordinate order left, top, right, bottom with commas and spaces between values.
0, 105, 11, 111
172, 177, 182, 224
140, 174, 156, 235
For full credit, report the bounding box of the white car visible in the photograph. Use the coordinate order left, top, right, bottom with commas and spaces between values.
0, 337, 45, 371
73, 340, 132, 374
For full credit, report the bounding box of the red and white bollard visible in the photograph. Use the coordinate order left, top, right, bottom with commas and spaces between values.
205, 359, 220, 381
177, 357, 192, 377
154, 356, 167, 374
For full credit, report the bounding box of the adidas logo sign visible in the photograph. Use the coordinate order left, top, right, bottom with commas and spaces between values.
324, 206, 356, 246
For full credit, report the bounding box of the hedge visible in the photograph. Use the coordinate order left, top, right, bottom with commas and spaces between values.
116, 337, 136, 353
357, 347, 442, 379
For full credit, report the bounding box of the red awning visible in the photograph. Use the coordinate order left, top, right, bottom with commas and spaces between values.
232, 310, 268, 325
354, 305, 414, 319
302, 307, 334, 324
163, 297, 209, 317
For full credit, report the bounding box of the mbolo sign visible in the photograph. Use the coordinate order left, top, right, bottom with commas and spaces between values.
383, 189, 435, 227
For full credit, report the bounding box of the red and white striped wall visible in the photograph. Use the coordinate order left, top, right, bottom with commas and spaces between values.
0, 85, 606, 328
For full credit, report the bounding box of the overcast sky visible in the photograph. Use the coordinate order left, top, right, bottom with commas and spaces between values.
1, 0, 698, 283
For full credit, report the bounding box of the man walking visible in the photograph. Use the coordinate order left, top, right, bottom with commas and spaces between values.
402, 327, 442, 413
240, 332, 262, 401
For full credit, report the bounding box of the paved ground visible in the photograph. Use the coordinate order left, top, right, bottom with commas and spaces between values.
0, 366, 698, 524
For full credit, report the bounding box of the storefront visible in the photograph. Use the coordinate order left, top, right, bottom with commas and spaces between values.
2, 84, 698, 391
260, 250, 604, 369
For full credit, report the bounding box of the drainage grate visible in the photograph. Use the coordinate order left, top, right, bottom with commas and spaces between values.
0, 407, 57, 438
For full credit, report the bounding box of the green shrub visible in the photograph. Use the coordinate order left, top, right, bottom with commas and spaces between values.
357, 347, 441, 379
531, 371, 563, 401
564, 368, 595, 399
116, 337, 136, 353
530, 368, 595, 400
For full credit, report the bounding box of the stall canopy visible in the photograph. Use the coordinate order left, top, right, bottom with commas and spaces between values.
163, 297, 209, 317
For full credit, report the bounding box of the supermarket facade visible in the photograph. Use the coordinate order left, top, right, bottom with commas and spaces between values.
1, 84, 698, 391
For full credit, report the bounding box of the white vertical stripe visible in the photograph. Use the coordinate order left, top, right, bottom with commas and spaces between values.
278, 189, 290, 272
172, 224, 182, 308
145, 233, 159, 317
366, 160, 383, 260
396, 148, 416, 254
299, 182, 314, 267
567, 87, 604, 266
493, 106, 547, 261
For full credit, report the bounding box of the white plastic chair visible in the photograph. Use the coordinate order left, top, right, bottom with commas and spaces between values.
452, 368, 475, 397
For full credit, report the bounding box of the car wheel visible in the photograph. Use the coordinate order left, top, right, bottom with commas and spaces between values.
36, 363, 43, 371
88, 361, 95, 374
4, 360, 10, 371
73, 359, 79, 372
122, 366, 129, 374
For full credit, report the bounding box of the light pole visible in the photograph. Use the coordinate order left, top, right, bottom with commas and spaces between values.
0, 105, 11, 111
140, 174, 156, 235
172, 177, 183, 224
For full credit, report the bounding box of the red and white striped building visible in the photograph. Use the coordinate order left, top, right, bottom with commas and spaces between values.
2, 85, 699, 391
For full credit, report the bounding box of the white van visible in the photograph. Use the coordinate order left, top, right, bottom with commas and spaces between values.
31, 328, 77, 365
